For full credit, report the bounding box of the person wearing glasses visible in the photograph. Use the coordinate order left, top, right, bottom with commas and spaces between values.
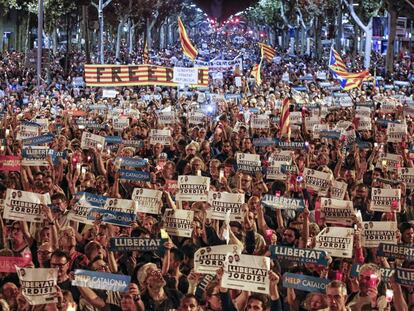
50, 250, 81, 304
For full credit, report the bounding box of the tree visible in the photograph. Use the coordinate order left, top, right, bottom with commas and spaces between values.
342, 0, 383, 69
384, 0, 414, 73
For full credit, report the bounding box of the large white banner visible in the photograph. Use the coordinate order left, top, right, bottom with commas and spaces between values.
194, 58, 243, 73
173, 67, 199, 85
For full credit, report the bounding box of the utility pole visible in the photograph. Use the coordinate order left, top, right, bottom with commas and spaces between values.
37, 0, 44, 88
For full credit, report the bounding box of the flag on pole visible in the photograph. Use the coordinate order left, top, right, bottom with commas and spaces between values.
259, 43, 276, 62
178, 17, 198, 61
143, 40, 149, 64
328, 46, 348, 73
279, 97, 291, 139
251, 62, 262, 86
329, 46, 371, 91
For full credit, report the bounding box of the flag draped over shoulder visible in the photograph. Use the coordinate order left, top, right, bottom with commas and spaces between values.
279, 97, 291, 139
251, 61, 262, 86
178, 17, 198, 61
259, 43, 276, 62
143, 40, 149, 64
329, 47, 370, 91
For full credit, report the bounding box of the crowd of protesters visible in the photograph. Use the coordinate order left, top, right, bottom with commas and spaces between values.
0, 27, 414, 311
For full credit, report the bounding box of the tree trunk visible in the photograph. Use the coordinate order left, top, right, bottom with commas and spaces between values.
115, 17, 124, 60
98, 0, 104, 64
335, 0, 343, 51
363, 19, 373, 69
314, 16, 323, 60
385, 4, 397, 73
53, 27, 58, 54
24, 12, 31, 54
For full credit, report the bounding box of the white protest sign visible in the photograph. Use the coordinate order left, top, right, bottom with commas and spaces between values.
163, 208, 194, 238
4, 189, 50, 223
149, 129, 171, 146
266, 160, 288, 180
173, 67, 199, 85
207, 191, 245, 221
176, 175, 210, 201
113, 117, 129, 131
102, 89, 118, 98
104, 198, 137, 214
236, 153, 261, 173
381, 100, 396, 114
158, 111, 177, 126
355, 106, 371, 118
270, 151, 292, 163
188, 111, 205, 125
212, 72, 223, 81
315, 227, 354, 258
399, 167, 414, 188
376, 153, 402, 172
370, 188, 401, 213
305, 116, 321, 129
290, 111, 303, 125
17, 124, 39, 140
357, 117, 372, 131
320, 198, 354, 226
303, 168, 332, 196
235, 76, 242, 87
35, 119, 49, 133
194, 244, 241, 274
16, 267, 57, 305
81, 132, 106, 150
250, 114, 269, 129
132, 188, 163, 215
361, 221, 398, 248
312, 124, 329, 139
330, 180, 347, 200
338, 96, 353, 107
387, 123, 407, 143
68, 202, 94, 225
222, 254, 270, 294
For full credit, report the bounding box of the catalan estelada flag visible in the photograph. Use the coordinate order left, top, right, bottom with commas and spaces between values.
259, 43, 276, 62
251, 62, 262, 86
329, 47, 370, 91
279, 97, 291, 139
178, 17, 198, 61
143, 40, 149, 64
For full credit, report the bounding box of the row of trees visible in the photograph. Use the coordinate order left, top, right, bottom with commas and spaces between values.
0, 0, 199, 63
244, 0, 414, 72
0, 0, 413, 72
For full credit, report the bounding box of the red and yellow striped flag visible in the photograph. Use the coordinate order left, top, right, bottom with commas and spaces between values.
178, 16, 198, 61
143, 40, 149, 64
251, 62, 262, 86
279, 97, 291, 139
259, 43, 276, 62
